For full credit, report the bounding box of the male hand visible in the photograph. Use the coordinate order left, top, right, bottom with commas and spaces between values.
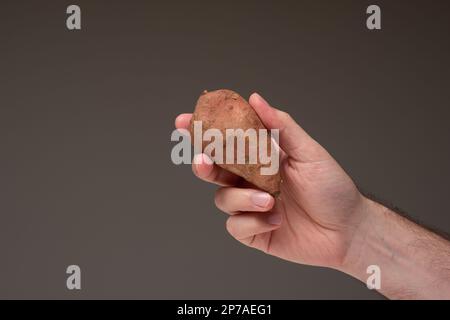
175, 93, 367, 269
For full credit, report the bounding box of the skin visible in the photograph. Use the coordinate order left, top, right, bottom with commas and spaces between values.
175, 93, 450, 299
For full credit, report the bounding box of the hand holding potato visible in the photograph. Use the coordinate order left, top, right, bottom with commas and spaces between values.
175, 92, 450, 299
175, 92, 366, 269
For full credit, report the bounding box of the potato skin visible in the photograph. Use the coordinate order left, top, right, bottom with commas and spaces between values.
190, 89, 281, 196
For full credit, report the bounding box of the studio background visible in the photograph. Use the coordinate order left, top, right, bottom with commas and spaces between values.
1, 0, 449, 299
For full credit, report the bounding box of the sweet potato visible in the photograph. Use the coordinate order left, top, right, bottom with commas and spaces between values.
190, 89, 281, 196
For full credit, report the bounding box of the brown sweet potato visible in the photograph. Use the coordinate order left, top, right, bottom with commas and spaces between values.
190, 89, 281, 196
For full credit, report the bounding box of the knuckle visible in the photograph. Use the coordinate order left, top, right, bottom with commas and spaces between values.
279, 110, 292, 122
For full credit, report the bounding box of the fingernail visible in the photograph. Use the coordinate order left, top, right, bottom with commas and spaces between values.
253, 92, 268, 105
251, 192, 271, 208
267, 212, 282, 225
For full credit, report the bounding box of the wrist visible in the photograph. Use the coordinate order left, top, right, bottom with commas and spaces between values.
337, 196, 386, 281
336, 196, 450, 299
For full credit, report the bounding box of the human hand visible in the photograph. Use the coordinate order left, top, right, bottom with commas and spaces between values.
175, 93, 368, 269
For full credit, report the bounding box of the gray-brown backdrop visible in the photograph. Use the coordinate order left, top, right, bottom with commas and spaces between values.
1, 0, 449, 299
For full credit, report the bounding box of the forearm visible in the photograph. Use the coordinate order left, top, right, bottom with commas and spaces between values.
340, 198, 450, 299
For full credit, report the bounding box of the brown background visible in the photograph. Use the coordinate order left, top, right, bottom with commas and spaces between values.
0, 0, 449, 299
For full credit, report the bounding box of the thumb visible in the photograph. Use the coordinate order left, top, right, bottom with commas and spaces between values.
249, 93, 330, 162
